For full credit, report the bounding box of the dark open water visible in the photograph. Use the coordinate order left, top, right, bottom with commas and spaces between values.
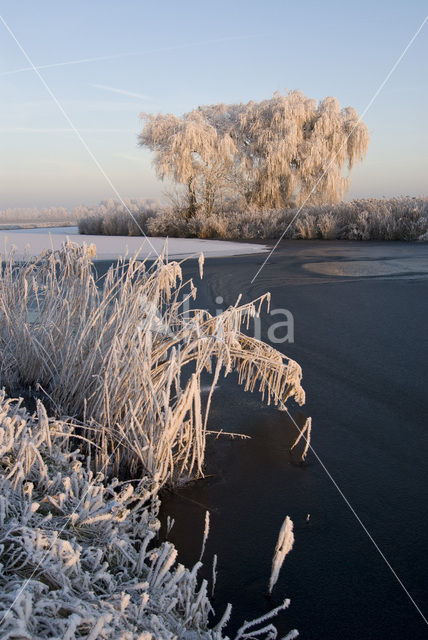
106, 241, 428, 639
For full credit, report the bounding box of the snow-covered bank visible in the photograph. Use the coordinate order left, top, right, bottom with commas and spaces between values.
0, 226, 267, 260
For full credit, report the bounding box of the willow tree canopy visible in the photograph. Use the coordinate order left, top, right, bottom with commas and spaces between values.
139, 90, 369, 212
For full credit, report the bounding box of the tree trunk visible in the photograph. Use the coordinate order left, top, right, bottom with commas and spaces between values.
186, 177, 198, 219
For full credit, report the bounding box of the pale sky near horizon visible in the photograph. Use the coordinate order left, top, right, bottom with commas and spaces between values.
0, 0, 427, 209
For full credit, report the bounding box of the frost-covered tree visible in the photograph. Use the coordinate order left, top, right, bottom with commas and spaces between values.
139, 90, 369, 214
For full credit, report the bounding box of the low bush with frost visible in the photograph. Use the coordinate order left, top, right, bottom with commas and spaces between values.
0, 392, 298, 638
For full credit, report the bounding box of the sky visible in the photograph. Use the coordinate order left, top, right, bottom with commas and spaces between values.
0, 0, 427, 209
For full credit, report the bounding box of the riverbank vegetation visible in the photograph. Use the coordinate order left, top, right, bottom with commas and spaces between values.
77, 196, 428, 242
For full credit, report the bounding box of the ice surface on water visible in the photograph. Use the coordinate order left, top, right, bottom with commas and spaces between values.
303, 257, 428, 277
0, 227, 267, 260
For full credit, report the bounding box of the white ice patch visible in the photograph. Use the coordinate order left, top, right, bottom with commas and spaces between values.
303, 258, 428, 277
0, 227, 267, 260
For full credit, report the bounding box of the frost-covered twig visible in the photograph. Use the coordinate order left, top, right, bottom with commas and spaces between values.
290, 417, 312, 460
234, 599, 293, 639
199, 510, 211, 562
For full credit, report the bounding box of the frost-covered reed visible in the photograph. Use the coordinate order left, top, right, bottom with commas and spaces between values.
0, 391, 297, 638
268, 516, 295, 596
0, 242, 306, 637
290, 418, 311, 461
0, 241, 307, 487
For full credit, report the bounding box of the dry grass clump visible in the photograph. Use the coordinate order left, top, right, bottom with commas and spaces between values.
76, 196, 428, 241
0, 392, 297, 638
0, 241, 308, 487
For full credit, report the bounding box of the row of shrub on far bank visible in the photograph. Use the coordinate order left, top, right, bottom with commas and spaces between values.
77, 196, 428, 241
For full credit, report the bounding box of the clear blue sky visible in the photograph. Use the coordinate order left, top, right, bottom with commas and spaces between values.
0, 0, 427, 208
